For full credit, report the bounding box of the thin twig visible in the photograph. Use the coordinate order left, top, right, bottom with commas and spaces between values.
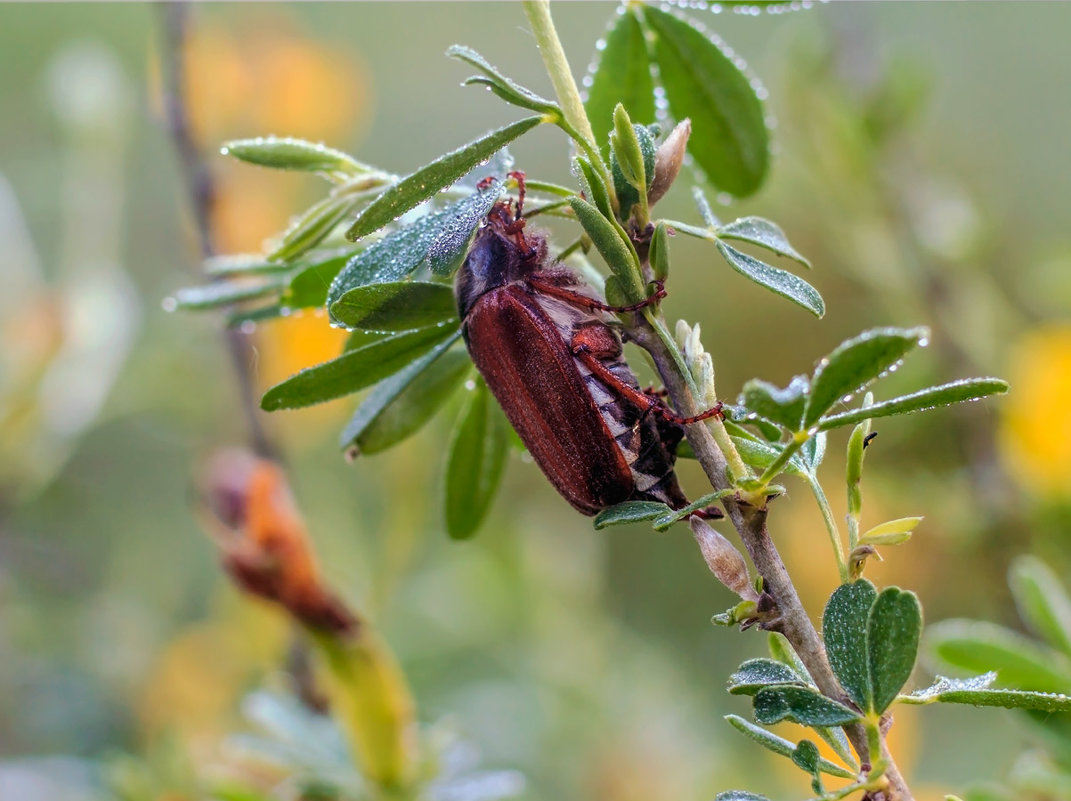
158, 1, 274, 459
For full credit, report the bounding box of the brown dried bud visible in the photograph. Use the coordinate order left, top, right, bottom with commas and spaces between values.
690, 515, 757, 601
849, 544, 882, 580
648, 119, 691, 207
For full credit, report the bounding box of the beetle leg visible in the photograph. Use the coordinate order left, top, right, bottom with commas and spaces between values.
507, 170, 527, 218
643, 386, 669, 398
528, 276, 667, 313
571, 328, 723, 425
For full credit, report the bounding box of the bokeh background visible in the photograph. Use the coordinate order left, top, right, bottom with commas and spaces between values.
3, 3, 1071, 799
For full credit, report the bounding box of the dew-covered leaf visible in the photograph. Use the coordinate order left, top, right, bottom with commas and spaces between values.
928, 620, 1071, 693
261, 324, 458, 411
800, 431, 826, 472
1010, 555, 1071, 657
168, 278, 286, 310
448, 45, 559, 116
652, 490, 732, 530
868, 586, 922, 714
270, 189, 371, 262
345, 116, 543, 242
730, 437, 807, 478
823, 579, 877, 712
753, 685, 861, 727
221, 136, 375, 180
902, 674, 1071, 713
817, 377, 1008, 430
330, 282, 458, 332
586, 7, 655, 158
568, 196, 643, 300
718, 216, 811, 268
739, 375, 809, 431
426, 178, 504, 274
328, 186, 501, 311
341, 340, 468, 456
611, 122, 656, 221
728, 658, 806, 696
284, 251, 353, 308
643, 6, 768, 197
444, 380, 510, 539
593, 501, 672, 530
724, 716, 856, 780
714, 792, 774, 801
804, 327, 928, 429
716, 242, 824, 318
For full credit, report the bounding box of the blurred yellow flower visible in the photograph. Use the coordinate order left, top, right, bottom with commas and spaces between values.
1000, 324, 1071, 497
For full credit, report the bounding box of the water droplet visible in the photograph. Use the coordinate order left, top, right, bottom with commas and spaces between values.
841, 394, 853, 404
918, 337, 930, 348
161, 297, 178, 312
807, 426, 820, 437
240, 320, 257, 335
595, 38, 607, 52
464, 379, 477, 391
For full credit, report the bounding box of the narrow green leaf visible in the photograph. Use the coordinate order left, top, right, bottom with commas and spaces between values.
649, 221, 670, 281
575, 156, 614, 221
716, 241, 824, 318
868, 587, 922, 714
801, 431, 826, 473
168, 278, 285, 311
652, 490, 733, 531
724, 716, 856, 779
586, 7, 655, 158
644, 6, 768, 196
330, 282, 458, 332
753, 685, 861, 727
611, 122, 655, 220
260, 324, 457, 411
204, 254, 292, 276
739, 375, 809, 431
284, 251, 352, 308
328, 187, 502, 310
270, 189, 371, 262
818, 377, 1009, 430
768, 632, 810, 681
860, 517, 923, 547
718, 216, 811, 268
568, 196, 643, 300
346, 116, 543, 242
928, 620, 1071, 692
444, 381, 510, 539
221, 136, 374, 180
427, 178, 504, 275
448, 45, 559, 115
714, 792, 774, 801
593, 501, 672, 530
730, 437, 807, 478
341, 340, 468, 455
903, 675, 1071, 713
1010, 555, 1071, 657
804, 327, 928, 429
823, 579, 877, 712
692, 187, 721, 228
728, 659, 806, 696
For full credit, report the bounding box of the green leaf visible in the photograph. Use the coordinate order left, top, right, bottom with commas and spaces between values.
593, 501, 672, 530
204, 254, 293, 276
328, 187, 502, 311
928, 620, 1071, 692
345, 116, 543, 242
649, 221, 670, 281
800, 431, 826, 473
730, 436, 807, 478
902, 674, 1071, 713
643, 6, 768, 196
817, 377, 1009, 430
652, 490, 733, 531
804, 327, 928, 430
768, 632, 810, 681
792, 739, 821, 773
270, 189, 370, 262
868, 586, 922, 714
575, 156, 614, 221
260, 324, 458, 411
448, 45, 559, 116
586, 8, 655, 158
330, 282, 458, 332
715, 241, 823, 318
753, 685, 860, 727
714, 793, 774, 801
693, 187, 721, 228
718, 216, 811, 268
427, 179, 504, 275
568, 196, 643, 300
340, 337, 467, 456
221, 136, 374, 180
444, 380, 510, 539
724, 716, 856, 780
1010, 555, 1071, 657
168, 278, 285, 311
739, 376, 809, 431
284, 251, 352, 308
859, 517, 923, 547
611, 121, 655, 220
728, 658, 806, 696
823, 579, 878, 712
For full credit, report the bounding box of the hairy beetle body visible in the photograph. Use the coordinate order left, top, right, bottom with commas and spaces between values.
456, 202, 689, 515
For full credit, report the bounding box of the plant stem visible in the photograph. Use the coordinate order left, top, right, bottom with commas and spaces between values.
633, 318, 914, 801
807, 474, 849, 583
523, 0, 596, 149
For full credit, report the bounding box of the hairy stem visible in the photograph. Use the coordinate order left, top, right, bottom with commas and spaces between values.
633, 317, 913, 800
807, 474, 849, 583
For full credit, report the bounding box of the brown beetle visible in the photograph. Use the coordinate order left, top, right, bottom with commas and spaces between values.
455, 175, 722, 516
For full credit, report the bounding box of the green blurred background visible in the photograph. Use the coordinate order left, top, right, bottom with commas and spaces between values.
3, 3, 1071, 800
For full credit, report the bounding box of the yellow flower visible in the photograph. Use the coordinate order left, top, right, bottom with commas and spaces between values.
999, 324, 1071, 497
